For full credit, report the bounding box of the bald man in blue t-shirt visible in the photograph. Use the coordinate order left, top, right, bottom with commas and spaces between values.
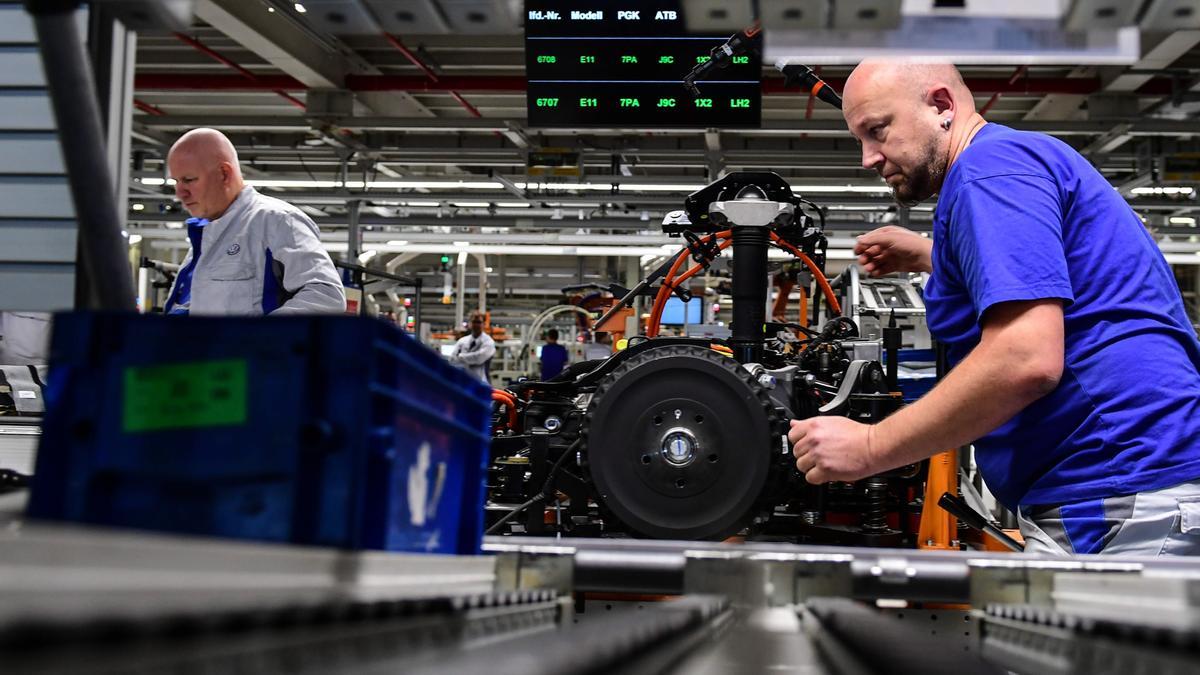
788, 60, 1200, 556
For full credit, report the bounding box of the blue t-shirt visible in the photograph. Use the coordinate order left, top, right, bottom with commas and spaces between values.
925, 123, 1200, 509
540, 342, 569, 380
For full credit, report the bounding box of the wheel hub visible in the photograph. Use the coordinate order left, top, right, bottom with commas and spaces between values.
660, 427, 698, 467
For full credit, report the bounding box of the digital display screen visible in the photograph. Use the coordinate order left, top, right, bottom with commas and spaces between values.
525, 1, 762, 128
661, 297, 703, 325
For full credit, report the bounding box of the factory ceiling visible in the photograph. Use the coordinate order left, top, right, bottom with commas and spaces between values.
124, 0, 1200, 314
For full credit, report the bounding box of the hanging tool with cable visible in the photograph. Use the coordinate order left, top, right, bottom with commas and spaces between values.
681, 20, 842, 110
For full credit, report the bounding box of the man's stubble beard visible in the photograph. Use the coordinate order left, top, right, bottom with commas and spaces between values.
892, 136, 947, 207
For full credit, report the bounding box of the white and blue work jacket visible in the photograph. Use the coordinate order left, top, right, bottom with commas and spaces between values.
165, 186, 346, 315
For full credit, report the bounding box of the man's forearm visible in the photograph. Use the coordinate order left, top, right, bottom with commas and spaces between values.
869, 341, 1051, 471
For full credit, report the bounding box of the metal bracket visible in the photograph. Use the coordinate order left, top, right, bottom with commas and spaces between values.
817, 360, 870, 415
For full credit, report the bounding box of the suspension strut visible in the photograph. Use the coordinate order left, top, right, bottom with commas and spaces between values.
730, 224, 769, 364
713, 184, 791, 364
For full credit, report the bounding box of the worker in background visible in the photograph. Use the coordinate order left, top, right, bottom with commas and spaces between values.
539, 328, 569, 380
789, 61, 1200, 556
449, 311, 495, 382
163, 128, 345, 315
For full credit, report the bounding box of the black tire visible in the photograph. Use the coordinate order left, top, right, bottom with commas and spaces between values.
584, 345, 778, 540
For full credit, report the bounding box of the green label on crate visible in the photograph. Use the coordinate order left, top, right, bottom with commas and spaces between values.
122, 359, 248, 432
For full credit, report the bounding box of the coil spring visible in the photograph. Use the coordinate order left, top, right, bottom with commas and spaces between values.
861, 477, 888, 532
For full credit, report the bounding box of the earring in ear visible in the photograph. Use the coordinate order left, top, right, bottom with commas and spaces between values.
941, 117, 953, 130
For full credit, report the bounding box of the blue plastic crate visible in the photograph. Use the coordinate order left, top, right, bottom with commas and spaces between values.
896, 375, 936, 403
28, 312, 492, 555
891, 348, 937, 403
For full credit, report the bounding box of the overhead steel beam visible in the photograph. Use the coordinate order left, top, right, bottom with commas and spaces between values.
1023, 35, 1200, 124
704, 129, 723, 180
135, 114, 504, 131
134, 73, 1182, 96
192, 0, 432, 117
120, 223, 1200, 268
132, 115, 1200, 136
501, 121, 531, 149
1082, 122, 1136, 157
126, 212, 681, 228
979, 66, 1027, 116
141, 137, 1168, 165
193, 1, 342, 87
1068, 32, 1200, 154
172, 31, 306, 109
1105, 31, 1200, 93
125, 190, 1192, 221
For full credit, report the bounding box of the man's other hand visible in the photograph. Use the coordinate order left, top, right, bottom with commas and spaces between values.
789, 417, 878, 484
854, 225, 933, 277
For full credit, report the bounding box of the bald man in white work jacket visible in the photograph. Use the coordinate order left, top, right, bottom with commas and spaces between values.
163, 128, 345, 315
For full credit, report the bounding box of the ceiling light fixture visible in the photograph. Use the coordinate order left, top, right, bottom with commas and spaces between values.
793, 184, 893, 194
370, 180, 504, 190
1132, 186, 1196, 196
611, 183, 705, 192
137, 177, 902, 196
246, 179, 354, 189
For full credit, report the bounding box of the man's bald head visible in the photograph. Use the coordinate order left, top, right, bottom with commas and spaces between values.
167, 128, 245, 220
168, 128, 242, 177
841, 60, 980, 206
844, 60, 973, 113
